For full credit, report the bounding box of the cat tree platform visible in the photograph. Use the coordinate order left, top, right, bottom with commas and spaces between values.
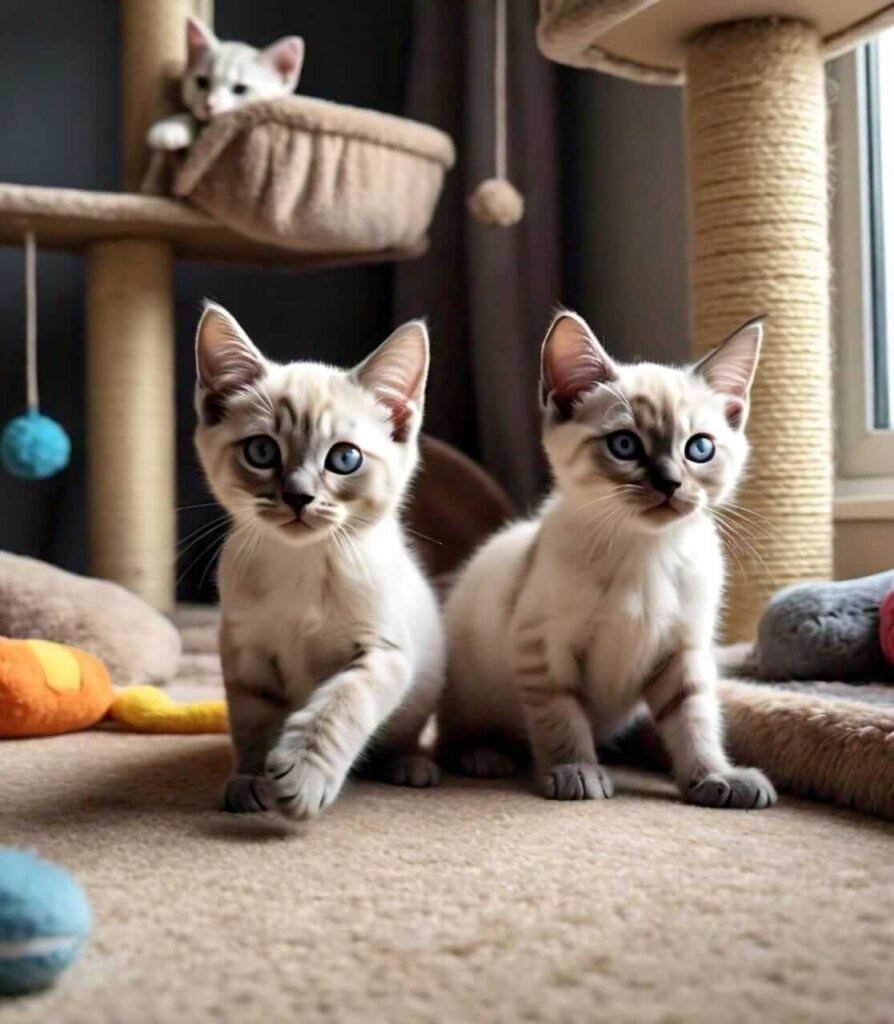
0, 184, 424, 268
536, 0, 894, 641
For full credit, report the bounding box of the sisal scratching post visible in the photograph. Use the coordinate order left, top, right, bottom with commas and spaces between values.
83, 0, 210, 608
86, 241, 175, 611
122, 0, 207, 192
687, 20, 832, 641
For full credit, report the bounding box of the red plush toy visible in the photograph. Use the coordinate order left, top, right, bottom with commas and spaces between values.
881, 587, 894, 668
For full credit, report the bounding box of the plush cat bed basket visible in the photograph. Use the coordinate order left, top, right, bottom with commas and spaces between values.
172, 96, 455, 254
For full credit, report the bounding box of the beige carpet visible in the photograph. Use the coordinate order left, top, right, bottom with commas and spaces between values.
2, 611, 894, 1023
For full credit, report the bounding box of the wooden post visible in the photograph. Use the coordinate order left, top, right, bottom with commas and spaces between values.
86, 241, 175, 610
84, 1, 213, 608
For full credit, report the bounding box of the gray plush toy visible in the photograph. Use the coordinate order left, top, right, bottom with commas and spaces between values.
756, 569, 894, 681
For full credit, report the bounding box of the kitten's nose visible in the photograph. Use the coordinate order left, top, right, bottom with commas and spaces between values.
653, 476, 681, 498
283, 492, 314, 516
649, 459, 682, 498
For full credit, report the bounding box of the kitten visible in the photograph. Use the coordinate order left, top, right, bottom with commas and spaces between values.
147, 16, 304, 152
194, 303, 444, 819
440, 311, 777, 810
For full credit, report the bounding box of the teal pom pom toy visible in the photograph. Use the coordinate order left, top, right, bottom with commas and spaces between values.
1, 411, 70, 480
1, 232, 70, 482
0, 849, 91, 995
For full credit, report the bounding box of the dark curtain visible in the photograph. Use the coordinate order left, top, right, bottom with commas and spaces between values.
0, 0, 688, 600
395, 0, 562, 511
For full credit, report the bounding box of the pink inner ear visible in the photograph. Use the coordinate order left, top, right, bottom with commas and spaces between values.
378, 395, 412, 443
264, 38, 304, 80
725, 397, 745, 429
186, 19, 213, 65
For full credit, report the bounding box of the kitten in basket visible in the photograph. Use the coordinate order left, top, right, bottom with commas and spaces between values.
440, 311, 777, 811
142, 17, 303, 190
194, 303, 444, 820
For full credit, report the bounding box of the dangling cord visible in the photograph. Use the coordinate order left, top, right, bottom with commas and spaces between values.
494, 0, 508, 183
24, 230, 39, 414
466, 0, 524, 226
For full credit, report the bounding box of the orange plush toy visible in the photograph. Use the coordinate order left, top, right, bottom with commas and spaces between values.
0, 638, 113, 737
0, 637, 229, 738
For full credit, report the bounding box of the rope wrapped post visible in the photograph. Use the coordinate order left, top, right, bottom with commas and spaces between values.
86, 241, 175, 610
82, 0, 211, 608
686, 20, 832, 642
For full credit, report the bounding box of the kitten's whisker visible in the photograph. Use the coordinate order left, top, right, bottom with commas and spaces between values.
175, 516, 231, 563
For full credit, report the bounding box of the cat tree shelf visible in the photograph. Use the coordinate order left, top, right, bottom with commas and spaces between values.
0, 183, 424, 268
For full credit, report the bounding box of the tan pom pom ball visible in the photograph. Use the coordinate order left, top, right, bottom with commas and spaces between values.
467, 177, 525, 227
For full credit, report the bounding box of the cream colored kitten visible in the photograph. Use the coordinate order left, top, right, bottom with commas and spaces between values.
441, 311, 776, 810
148, 17, 304, 152
194, 303, 444, 820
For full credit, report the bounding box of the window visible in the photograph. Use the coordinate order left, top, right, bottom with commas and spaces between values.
831, 37, 894, 486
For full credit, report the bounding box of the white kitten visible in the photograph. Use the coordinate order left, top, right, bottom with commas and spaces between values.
194, 303, 444, 820
147, 16, 304, 152
440, 311, 777, 810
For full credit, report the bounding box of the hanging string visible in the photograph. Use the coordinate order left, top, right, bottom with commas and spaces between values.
494, 0, 508, 181
25, 230, 38, 412
467, 0, 524, 227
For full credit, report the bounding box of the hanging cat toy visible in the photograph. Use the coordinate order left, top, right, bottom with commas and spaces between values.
0, 231, 70, 480
467, 0, 525, 227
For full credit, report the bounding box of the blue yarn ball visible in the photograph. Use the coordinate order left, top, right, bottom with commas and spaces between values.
0, 849, 91, 995
0, 411, 70, 480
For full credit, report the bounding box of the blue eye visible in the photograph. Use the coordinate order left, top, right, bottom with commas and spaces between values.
325, 442, 363, 475
242, 435, 280, 470
685, 434, 715, 463
606, 430, 642, 461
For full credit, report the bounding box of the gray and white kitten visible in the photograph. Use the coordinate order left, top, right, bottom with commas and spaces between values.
147, 17, 304, 152
194, 303, 444, 820
440, 311, 777, 810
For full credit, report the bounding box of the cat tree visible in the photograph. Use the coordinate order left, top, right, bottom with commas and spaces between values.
0, 0, 449, 611
538, 0, 894, 640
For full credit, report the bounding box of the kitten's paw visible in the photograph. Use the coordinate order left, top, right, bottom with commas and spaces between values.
266, 742, 344, 820
221, 774, 275, 814
377, 753, 440, 788
147, 120, 193, 151
687, 767, 777, 810
456, 744, 518, 779
541, 762, 614, 801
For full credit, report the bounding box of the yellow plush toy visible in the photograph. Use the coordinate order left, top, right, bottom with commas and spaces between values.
0, 637, 228, 738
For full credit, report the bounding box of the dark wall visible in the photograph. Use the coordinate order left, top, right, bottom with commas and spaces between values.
560, 69, 689, 365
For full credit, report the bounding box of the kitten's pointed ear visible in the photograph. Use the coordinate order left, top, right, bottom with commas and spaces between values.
186, 16, 217, 66
540, 311, 617, 418
694, 316, 764, 429
260, 36, 305, 90
195, 302, 264, 397
353, 320, 429, 442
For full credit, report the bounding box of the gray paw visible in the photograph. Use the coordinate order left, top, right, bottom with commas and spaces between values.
687, 767, 777, 810
221, 774, 274, 814
541, 762, 614, 801
378, 753, 441, 788
457, 744, 518, 779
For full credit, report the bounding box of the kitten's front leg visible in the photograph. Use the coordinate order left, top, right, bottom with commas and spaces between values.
514, 625, 613, 801
223, 680, 289, 814
146, 113, 197, 151
266, 641, 411, 820
645, 650, 777, 810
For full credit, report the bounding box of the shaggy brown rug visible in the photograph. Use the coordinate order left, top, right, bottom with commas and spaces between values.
1, 608, 893, 1023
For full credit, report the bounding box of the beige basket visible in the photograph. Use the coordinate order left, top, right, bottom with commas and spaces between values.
173, 96, 455, 254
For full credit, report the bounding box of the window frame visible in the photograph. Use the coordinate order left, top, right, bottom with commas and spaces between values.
830, 46, 894, 487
